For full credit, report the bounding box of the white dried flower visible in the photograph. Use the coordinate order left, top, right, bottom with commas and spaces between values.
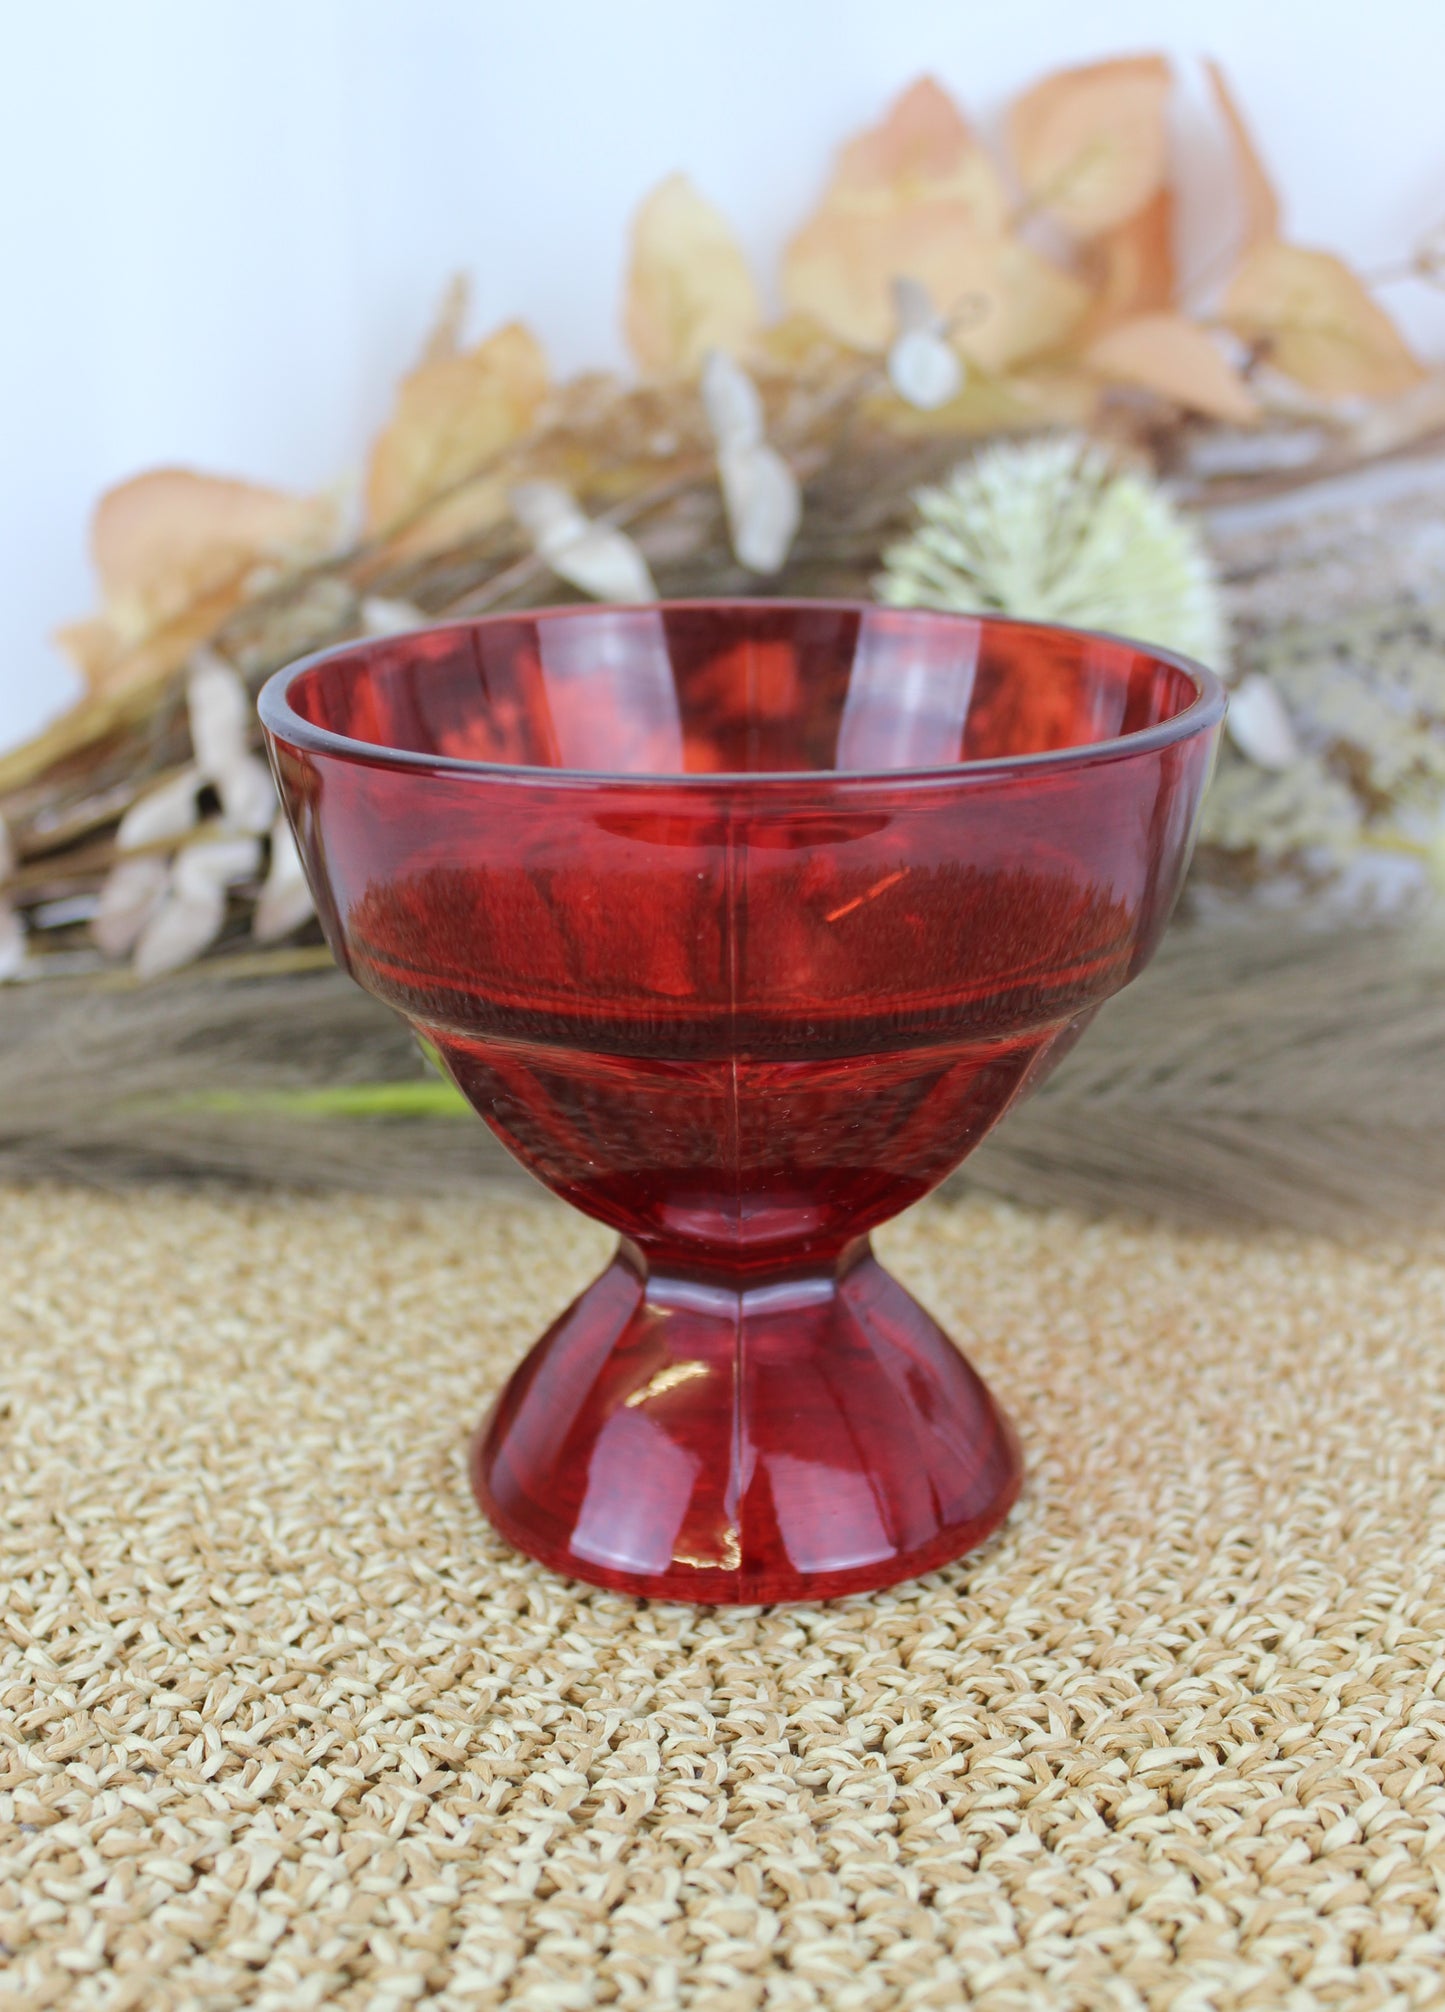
701, 347, 764, 447
1226, 673, 1299, 771
217, 756, 277, 837
701, 350, 801, 575
187, 650, 249, 775
878, 436, 1227, 671
175, 833, 261, 897
254, 814, 316, 943
0, 900, 24, 982
511, 482, 656, 603
133, 832, 261, 979
116, 766, 203, 852
93, 855, 170, 958
361, 596, 429, 636
188, 651, 275, 835
134, 880, 227, 979
887, 278, 964, 411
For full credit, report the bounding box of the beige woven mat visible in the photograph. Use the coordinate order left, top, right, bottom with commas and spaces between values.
3, 1185, 1445, 2011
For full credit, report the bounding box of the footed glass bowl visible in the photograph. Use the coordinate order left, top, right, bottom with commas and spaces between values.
260, 602, 1223, 1604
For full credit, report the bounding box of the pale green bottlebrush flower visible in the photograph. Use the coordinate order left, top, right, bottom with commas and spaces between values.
877, 435, 1227, 671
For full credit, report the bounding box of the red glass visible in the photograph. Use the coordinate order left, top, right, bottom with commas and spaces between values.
260, 602, 1223, 1604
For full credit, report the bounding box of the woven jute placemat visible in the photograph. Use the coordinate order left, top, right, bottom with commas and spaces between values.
2, 1184, 1444, 2010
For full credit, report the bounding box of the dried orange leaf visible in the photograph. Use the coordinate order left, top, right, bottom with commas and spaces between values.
1081, 189, 1176, 338
952, 238, 1090, 373
1009, 55, 1172, 237
1205, 60, 1280, 255
1222, 244, 1425, 399
753, 314, 853, 375
789, 220, 1085, 371
419, 273, 471, 365
55, 587, 254, 704
1006, 367, 1105, 429
52, 618, 117, 690
1088, 312, 1260, 422
55, 470, 336, 696
825, 75, 1009, 228
91, 471, 334, 645
781, 76, 1009, 350
868, 362, 1100, 440
371, 474, 511, 567
623, 174, 762, 377
364, 320, 548, 533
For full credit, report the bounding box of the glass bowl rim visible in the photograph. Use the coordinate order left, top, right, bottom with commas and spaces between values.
258, 598, 1227, 792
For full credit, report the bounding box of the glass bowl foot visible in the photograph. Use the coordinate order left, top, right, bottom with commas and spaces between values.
472, 1236, 1020, 1604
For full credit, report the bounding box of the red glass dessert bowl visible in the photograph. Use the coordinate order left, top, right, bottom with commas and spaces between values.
260, 602, 1224, 1604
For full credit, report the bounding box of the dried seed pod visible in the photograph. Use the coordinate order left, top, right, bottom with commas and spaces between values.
887, 278, 964, 411
217, 754, 278, 836
0, 900, 23, 982
133, 877, 227, 979
511, 482, 656, 602
93, 855, 170, 958
701, 348, 765, 449
116, 767, 203, 852
132, 832, 262, 979
187, 649, 250, 772
175, 833, 263, 897
361, 596, 429, 636
701, 351, 801, 575
188, 651, 276, 835
888, 328, 965, 411
0, 818, 23, 979
253, 815, 316, 943
717, 444, 802, 575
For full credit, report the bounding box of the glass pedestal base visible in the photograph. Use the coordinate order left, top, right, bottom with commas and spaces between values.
472, 1236, 1020, 1604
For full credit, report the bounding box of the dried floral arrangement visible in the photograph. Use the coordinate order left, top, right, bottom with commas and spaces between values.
3, 56, 1445, 1224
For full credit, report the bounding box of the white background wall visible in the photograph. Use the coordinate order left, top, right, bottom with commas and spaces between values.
4, 0, 1444, 749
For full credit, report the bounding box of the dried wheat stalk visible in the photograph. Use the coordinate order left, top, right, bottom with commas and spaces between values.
1, 924, 1440, 1235
966, 921, 1445, 1231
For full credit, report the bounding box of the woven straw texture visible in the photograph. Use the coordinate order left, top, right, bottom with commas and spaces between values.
3, 1184, 1445, 2011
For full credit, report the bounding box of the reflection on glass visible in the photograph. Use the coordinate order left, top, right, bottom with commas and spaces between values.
836, 610, 980, 770
539, 607, 683, 773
